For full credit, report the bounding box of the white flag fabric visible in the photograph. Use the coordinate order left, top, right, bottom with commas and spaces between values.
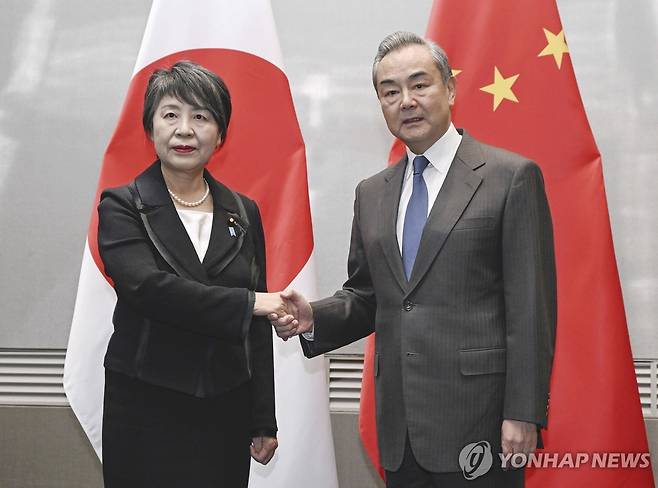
63, 1, 338, 486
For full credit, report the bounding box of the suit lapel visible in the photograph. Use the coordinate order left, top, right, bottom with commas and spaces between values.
379, 157, 408, 293
202, 171, 247, 272
134, 162, 209, 283
406, 133, 485, 296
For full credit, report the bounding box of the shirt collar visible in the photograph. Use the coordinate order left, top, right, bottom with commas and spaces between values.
404, 123, 462, 177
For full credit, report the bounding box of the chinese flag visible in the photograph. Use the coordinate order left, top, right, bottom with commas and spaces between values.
359, 1, 655, 486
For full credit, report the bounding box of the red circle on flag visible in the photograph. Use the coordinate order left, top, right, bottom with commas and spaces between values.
90, 49, 313, 291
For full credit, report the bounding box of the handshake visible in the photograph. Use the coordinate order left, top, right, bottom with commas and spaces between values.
254, 290, 313, 340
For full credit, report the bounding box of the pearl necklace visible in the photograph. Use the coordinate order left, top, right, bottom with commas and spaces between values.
167, 179, 210, 207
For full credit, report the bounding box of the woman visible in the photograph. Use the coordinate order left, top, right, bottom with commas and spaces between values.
98, 61, 283, 487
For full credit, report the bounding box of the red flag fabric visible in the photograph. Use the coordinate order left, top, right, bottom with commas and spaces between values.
87, 49, 311, 288
359, 334, 385, 480
359, 1, 654, 485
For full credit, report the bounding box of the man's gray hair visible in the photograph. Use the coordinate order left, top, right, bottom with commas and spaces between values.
372, 31, 452, 89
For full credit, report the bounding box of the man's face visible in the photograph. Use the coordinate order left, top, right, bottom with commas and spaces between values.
375, 44, 455, 155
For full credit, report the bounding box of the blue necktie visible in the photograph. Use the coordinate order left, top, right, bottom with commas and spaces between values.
402, 155, 430, 279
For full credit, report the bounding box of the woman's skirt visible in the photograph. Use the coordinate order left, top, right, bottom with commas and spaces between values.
102, 369, 251, 488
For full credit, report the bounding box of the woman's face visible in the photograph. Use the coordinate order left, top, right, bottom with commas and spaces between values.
151, 95, 222, 173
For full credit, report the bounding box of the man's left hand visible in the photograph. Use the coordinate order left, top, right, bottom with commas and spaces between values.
501, 419, 537, 461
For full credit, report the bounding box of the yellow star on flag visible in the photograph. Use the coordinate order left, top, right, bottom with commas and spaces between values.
480, 67, 519, 111
451, 68, 462, 77
538, 28, 569, 68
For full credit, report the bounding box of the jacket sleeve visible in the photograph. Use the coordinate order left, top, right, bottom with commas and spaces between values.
301, 181, 377, 358
98, 186, 253, 342
501, 161, 557, 427
246, 200, 277, 438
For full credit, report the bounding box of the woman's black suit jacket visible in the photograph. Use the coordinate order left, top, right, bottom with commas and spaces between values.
97, 161, 276, 438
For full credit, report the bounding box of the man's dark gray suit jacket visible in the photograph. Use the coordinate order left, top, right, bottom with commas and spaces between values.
301, 130, 557, 473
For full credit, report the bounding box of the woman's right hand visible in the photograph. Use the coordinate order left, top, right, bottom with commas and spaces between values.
253, 292, 291, 318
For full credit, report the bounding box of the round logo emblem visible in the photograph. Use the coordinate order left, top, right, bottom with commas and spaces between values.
458, 441, 493, 480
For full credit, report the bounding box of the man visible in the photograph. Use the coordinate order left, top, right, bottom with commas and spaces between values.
272, 31, 556, 488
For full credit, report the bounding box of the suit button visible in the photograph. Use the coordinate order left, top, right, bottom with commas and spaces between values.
403, 300, 414, 311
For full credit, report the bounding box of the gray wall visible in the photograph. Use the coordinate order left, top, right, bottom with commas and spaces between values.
0, 0, 656, 486
0, 0, 151, 347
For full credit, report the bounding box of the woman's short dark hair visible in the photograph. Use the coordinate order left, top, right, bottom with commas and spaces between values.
142, 61, 232, 142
